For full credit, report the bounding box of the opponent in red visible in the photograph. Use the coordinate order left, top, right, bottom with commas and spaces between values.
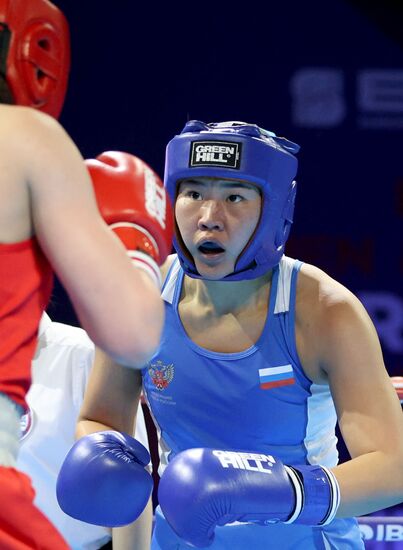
0, 1, 173, 548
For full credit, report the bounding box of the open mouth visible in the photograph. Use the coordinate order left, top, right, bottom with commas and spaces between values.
198, 241, 225, 255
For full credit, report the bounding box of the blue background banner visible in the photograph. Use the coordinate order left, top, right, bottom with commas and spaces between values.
51, 0, 403, 377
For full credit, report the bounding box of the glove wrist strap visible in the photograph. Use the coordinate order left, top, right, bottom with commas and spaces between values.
285, 464, 340, 526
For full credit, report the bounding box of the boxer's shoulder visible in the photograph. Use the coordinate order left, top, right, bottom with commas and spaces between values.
296, 262, 358, 321
0, 104, 56, 130
295, 262, 364, 381
0, 105, 65, 161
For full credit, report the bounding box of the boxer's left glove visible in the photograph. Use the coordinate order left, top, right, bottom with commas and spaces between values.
158, 448, 340, 548
86, 151, 174, 287
56, 431, 153, 527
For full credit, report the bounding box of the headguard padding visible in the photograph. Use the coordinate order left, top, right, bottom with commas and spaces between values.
164, 120, 300, 281
0, 0, 70, 118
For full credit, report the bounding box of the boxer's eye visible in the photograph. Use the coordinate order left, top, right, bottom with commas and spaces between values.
227, 194, 243, 203
184, 191, 202, 200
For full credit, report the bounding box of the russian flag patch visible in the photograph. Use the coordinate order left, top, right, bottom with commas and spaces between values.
259, 364, 295, 390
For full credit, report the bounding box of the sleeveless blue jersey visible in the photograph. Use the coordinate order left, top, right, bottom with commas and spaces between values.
142, 256, 364, 549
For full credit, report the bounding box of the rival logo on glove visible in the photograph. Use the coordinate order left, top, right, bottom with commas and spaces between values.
212, 450, 277, 474
144, 167, 167, 229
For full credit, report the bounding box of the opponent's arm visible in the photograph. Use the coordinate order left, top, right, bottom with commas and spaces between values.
11, 108, 170, 367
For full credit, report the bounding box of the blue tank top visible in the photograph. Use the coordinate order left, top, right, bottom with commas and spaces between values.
143, 255, 339, 471
142, 256, 364, 549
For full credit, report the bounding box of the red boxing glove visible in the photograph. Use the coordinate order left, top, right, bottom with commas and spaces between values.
86, 151, 174, 286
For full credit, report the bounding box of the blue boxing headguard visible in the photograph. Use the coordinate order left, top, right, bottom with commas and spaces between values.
164, 120, 300, 281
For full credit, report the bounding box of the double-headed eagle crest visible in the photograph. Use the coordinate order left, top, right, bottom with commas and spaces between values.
148, 360, 174, 391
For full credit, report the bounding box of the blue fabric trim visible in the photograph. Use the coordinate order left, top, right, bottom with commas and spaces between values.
161, 256, 179, 294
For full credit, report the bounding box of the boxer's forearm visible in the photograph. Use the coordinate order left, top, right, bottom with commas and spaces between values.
333, 452, 403, 518
112, 498, 153, 550
75, 419, 113, 440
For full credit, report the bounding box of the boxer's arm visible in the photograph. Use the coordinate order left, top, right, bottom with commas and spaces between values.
305, 265, 403, 516
57, 348, 152, 527
111, 393, 154, 549
112, 498, 153, 550
13, 108, 163, 367
76, 347, 142, 438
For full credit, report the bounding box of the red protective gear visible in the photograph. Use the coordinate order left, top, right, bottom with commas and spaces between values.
86, 151, 174, 267
0, 466, 69, 550
0, 0, 70, 118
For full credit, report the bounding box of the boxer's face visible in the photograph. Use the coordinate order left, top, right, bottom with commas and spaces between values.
175, 177, 261, 280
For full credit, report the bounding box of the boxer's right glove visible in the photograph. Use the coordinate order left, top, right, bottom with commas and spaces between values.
56, 431, 153, 527
158, 448, 340, 548
86, 151, 174, 287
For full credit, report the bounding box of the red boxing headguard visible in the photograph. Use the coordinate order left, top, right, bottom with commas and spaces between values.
0, 0, 70, 118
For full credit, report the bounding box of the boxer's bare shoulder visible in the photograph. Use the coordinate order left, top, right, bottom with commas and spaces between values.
295, 262, 380, 382
0, 104, 58, 139
0, 105, 93, 243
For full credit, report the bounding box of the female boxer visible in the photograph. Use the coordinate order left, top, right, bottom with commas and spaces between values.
69, 121, 403, 549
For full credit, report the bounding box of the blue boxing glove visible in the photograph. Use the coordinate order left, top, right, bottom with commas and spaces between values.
56, 431, 153, 527
158, 448, 340, 548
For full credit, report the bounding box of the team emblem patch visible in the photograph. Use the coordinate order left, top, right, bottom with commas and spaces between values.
148, 360, 174, 391
20, 406, 34, 441
189, 140, 242, 169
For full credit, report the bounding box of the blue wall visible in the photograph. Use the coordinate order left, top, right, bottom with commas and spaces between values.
51, 0, 403, 377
